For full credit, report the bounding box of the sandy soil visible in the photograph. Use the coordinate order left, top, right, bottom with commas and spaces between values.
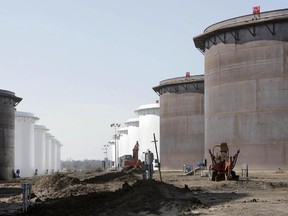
0, 169, 288, 215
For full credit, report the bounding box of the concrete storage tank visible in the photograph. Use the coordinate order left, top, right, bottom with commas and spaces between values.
15, 111, 39, 177
108, 140, 116, 168
34, 125, 48, 175
118, 127, 129, 158
124, 118, 139, 157
45, 132, 53, 174
153, 75, 205, 170
194, 9, 288, 169
0, 90, 22, 180
135, 103, 160, 164
51, 138, 57, 173
55, 141, 62, 172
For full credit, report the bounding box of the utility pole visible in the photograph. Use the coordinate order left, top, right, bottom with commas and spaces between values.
110, 123, 120, 169
152, 133, 162, 182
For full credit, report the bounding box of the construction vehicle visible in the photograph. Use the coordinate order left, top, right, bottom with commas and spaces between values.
208, 143, 240, 181
118, 141, 142, 171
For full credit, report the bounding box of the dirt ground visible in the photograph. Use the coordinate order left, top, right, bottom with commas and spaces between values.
0, 168, 288, 216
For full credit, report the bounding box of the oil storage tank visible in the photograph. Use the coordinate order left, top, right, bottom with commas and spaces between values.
55, 141, 62, 172
135, 103, 160, 164
124, 118, 139, 157
118, 127, 129, 158
194, 9, 288, 169
45, 132, 53, 174
15, 111, 39, 177
34, 125, 48, 175
51, 138, 57, 173
0, 90, 22, 180
153, 75, 204, 170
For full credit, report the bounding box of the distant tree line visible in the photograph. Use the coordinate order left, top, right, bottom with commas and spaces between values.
61, 159, 103, 172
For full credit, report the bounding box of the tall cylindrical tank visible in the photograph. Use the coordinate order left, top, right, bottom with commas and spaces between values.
135, 103, 160, 164
118, 127, 129, 157
124, 118, 139, 157
34, 125, 48, 175
55, 141, 62, 172
194, 9, 288, 169
153, 75, 205, 170
0, 90, 22, 180
50, 138, 57, 173
15, 111, 39, 177
45, 132, 53, 174
108, 140, 116, 168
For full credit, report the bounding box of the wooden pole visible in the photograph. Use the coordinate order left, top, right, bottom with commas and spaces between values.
152, 133, 162, 182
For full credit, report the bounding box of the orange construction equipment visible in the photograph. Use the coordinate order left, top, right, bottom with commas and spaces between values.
119, 141, 142, 171
208, 143, 240, 181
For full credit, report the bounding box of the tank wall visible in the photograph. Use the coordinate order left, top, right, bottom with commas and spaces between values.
137, 108, 160, 164
45, 133, 52, 173
108, 140, 116, 167
50, 139, 56, 172
56, 143, 61, 171
34, 125, 47, 175
205, 40, 288, 169
0, 97, 17, 180
15, 113, 38, 177
118, 129, 129, 157
125, 119, 139, 158
133, 103, 160, 169
160, 92, 204, 170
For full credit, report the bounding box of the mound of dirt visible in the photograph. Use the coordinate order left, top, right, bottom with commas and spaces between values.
19, 179, 204, 216
33, 173, 81, 199
82, 171, 129, 184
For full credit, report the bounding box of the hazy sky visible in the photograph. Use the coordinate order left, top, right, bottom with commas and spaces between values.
1, 1, 287, 161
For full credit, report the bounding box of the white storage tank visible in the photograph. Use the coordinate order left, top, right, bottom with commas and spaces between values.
50, 138, 57, 173
15, 111, 39, 177
108, 140, 116, 168
135, 103, 160, 165
45, 132, 53, 174
55, 141, 62, 172
124, 118, 139, 158
118, 127, 129, 158
34, 125, 48, 175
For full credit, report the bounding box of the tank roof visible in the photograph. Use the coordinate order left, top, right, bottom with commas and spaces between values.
153, 75, 204, 95
156, 75, 204, 86
35, 124, 47, 129
136, 103, 160, 111
194, 8, 288, 52
0, 89, 22, 105
124, 118, 139, 124
118, 127, 128, 132
16, 111, 37, 118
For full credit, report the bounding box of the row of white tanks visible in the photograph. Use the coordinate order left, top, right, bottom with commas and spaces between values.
15, 111, 62, 177
106, 103, 160, 169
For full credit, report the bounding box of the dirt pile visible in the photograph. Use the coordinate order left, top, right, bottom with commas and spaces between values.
33, 173, 82, 199
82, 171, 132, 184
19, 179, 204, 216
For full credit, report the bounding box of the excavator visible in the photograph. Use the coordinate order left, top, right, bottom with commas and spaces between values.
118, 141, 142, 171
208, 142, 240, 181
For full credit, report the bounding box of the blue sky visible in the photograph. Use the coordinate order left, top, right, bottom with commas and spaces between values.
1, 1, 287, 160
